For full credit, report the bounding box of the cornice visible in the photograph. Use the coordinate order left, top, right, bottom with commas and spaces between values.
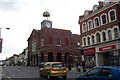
79, 2, 118, 22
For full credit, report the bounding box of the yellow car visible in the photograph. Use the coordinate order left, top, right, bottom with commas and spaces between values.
39, 62, 67, 79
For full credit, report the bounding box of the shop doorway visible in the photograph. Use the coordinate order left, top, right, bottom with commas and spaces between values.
85, 55, 95, 67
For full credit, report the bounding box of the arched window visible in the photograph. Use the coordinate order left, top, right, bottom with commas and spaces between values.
64, 53, 69, 64
87, 37, 90, 45
88, 20, 93, 30
57, 52, 62, 62
41, 39, 44, 46
109, 10, 116, 22
102, 32, 106, 41
57, 37, 61, 46
91, 35, 95, 44
83, 38, 86, 46
108, 30, 112, 40
32, 39, 36, 52
82, 23, 87, 33
114, 28, 119, 39
101, 14, 107, 25
94, 17, 100, 28
48, 52, 53, 62
96, 33, 101, 43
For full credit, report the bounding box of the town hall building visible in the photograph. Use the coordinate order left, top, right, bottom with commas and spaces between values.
27, 11, 81, 66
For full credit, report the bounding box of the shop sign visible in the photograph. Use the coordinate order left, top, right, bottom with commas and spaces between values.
99, 45, 116, 51
84, 47, 96, 55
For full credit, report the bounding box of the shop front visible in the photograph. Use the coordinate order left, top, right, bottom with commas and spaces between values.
84, 47, 96, 68
96, 44, 120, 66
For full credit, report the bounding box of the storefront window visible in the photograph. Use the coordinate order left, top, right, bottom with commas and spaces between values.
103, 51, 120, 66
85, 55, 95, 67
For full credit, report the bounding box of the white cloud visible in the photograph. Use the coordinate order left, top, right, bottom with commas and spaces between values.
0, 0, 21, 11
0, 0, 100, 60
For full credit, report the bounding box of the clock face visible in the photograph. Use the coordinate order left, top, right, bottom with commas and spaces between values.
45, 22, 51, 28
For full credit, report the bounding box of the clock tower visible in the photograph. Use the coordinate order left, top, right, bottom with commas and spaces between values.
41, 11, 52, 29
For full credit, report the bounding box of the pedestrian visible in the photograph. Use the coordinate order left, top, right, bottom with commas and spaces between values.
76, 61, 81, 72
82, 60, 86, 72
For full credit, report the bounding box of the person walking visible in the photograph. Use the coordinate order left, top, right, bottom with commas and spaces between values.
76, 61, 81, 72
82, 60, 86, 72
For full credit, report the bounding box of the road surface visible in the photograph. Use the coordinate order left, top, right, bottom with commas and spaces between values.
2, 66, 81, 80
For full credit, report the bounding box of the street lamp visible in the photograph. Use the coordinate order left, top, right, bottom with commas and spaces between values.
77, 42, 84, 58
0, 27, 10, 37
77, 42, 86, 72
0, 27, 10, 53
79, 47, 85, 61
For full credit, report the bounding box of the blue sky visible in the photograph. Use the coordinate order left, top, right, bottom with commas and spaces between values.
0, 0, 100, 60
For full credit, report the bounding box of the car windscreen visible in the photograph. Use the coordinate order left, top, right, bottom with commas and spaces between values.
52, 64, 64, 68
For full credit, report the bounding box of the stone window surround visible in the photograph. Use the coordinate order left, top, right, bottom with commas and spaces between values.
81, 9, 117, 34
93, 17, 100, 28
108, 9, 117, 23
100, 13, 108, 26
87, 20, 93, 31
82, 26, 119, 47
82, 22, 87, 33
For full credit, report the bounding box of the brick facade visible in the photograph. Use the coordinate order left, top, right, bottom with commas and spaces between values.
78, 1, 120, 66
27, 28, 81, 66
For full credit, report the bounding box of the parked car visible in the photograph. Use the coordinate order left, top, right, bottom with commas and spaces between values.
76, 66, 120, 80
39, 62, 67, 79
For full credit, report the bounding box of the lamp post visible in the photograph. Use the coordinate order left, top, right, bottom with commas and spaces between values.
79, 47, 85, 61
77, 42, 86, 72
0, 27, 10, 53
77, 42, 85, 61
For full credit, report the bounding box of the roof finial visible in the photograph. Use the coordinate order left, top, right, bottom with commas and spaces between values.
43, 11, 50, 20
